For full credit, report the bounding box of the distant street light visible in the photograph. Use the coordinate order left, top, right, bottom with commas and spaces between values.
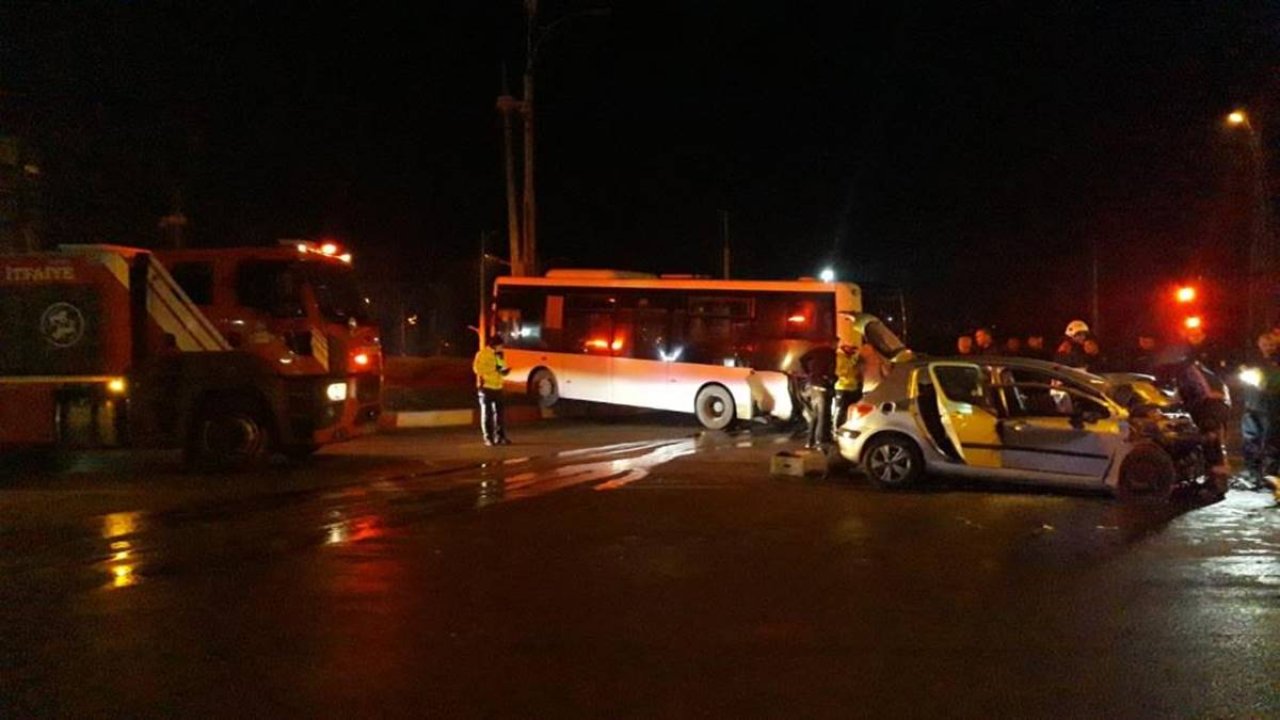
819, 267, 836, 283
1228, 110, 1247, 126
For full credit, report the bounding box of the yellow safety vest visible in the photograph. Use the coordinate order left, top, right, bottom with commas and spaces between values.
835, 348, 862, 391
473, 346, 508, 390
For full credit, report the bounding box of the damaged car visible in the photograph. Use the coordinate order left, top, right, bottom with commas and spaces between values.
835, 352, 1223, 500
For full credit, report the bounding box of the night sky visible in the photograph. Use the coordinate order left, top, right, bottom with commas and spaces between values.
2, 1, 1277, 351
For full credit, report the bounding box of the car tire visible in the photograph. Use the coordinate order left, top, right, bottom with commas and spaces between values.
1117, 441, 1176, 502
695, 384, 736, 431
862, 434, 924, 489
186, 397, 270, 471
528, 368, 559, 408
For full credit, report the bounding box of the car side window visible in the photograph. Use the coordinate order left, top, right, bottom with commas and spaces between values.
1000, 368, 1110, 419
932, 365, 987, 405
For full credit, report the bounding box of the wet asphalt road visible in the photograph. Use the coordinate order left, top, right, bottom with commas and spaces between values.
1, 417, 1277, 718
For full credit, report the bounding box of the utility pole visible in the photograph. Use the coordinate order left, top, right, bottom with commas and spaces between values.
720, 210, 731, 279
496, 75, 524, 276
521, 0, 538, 278
478, 230, 488, 346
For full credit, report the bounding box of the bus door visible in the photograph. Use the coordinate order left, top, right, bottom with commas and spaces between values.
560, 295, 617, 403
610, 305, 680, 411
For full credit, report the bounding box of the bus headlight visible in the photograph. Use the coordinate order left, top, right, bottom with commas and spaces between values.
326, 382, 349, 402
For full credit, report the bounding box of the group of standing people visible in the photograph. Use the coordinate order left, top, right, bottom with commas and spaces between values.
954, 320, 1196, 376
954, 321, 1112, 371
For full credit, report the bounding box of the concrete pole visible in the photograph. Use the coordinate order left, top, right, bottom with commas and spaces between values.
522, 0, 538, 277
496, 91, 524, 276
720, 210, 731, 279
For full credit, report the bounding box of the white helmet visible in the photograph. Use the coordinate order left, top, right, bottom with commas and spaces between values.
1064, 320, 1090, 337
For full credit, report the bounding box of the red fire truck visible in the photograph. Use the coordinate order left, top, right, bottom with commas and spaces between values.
0, 241, 382, 468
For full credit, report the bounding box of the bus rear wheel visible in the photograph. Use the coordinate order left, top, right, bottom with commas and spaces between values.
528, 368, 559, 408
695, 384, 736, 431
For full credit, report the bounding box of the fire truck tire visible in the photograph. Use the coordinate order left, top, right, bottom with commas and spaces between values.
187, 396, 271, 471
528, 368, 559, 408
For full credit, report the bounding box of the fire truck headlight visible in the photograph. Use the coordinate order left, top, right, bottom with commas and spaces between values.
326, 382, 349, 402
107, 378, 127, 395
1239, 367, 1263, 389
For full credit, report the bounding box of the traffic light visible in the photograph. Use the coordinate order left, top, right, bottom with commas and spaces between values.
1184, 315, 1203, 330
1175, 285, 1196, 304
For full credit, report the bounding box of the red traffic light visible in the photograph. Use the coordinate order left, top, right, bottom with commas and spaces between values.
1175, 286, 1196, 303
1183, 315, 1203, 330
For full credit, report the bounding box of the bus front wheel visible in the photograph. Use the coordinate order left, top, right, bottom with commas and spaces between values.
528, 368, 560, 408
695, 384, 736, 431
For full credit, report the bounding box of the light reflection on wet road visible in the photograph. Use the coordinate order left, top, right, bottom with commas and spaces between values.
0, 424, 1277, 718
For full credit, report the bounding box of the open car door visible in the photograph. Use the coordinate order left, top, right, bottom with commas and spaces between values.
927, 362, 1003, 469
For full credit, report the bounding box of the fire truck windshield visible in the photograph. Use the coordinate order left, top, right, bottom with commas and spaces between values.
303, 263, 371, 325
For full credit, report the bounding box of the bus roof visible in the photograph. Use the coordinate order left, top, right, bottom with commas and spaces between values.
496, 274, 861, 296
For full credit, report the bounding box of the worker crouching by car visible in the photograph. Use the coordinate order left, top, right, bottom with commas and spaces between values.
800, 343, 837, 450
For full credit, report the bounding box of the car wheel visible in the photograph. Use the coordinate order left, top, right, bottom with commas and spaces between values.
528, 368, 559, 408
695, 384, 736, 431
862, 434, 924, 489
187, 397, 270, 471
1117, 442, 1176, 502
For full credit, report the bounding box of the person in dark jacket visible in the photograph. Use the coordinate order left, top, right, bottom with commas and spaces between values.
800, 343, 837, 449
974, 328, 1000, 356
1024, 335, 1048, 360
1130, 333, 1160, 375
1241, 331, 1280, 490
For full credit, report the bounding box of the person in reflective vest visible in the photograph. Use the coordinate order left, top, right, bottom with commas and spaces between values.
473, 336, 511, 446
834, 339, 864, 427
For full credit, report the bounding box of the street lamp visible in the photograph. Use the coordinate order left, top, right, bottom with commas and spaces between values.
819, 267, 836, 283
1225, 106, 1273, 341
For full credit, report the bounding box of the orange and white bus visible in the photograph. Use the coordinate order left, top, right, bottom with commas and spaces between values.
491, 271, 864, 429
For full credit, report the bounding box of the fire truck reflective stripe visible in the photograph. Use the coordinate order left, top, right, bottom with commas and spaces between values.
146, 262, 229, 351
311, 331, 330, 372
90, 249, 228, 352
145, 284, 210, 351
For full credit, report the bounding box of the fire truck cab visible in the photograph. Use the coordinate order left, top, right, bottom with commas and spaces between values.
0, 242, 382, 468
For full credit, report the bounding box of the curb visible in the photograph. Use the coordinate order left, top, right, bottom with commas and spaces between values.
379, 405, 548, 430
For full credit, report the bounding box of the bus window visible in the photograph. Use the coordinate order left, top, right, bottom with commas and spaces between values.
565, 294, 616, 355
615, 308, 670, 360
756, 293, 835, 341
495, 286, 546, 349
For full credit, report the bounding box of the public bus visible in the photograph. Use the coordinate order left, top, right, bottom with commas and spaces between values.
491, 270, 864, 429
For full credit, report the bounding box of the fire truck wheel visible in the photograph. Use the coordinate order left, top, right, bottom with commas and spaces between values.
188, 397, 271, 471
